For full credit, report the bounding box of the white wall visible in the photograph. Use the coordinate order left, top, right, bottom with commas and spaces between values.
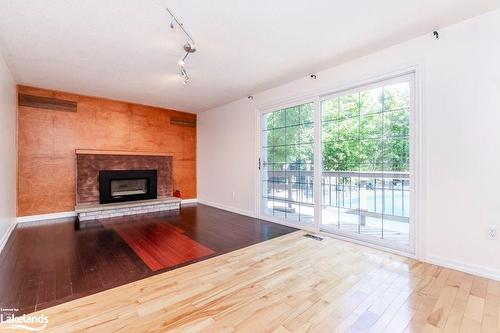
198, 8, 500, 279
0, 50, 16, 251
197, 98, 257, 217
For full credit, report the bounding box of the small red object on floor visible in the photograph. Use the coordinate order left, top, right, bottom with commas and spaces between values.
173, 190, 181, 198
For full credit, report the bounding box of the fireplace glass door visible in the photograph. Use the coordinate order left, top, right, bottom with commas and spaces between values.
99, 169, 157, 204
110, 179, 148, 197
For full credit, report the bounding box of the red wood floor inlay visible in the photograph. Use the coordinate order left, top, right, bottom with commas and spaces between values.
104, 219, 215, 271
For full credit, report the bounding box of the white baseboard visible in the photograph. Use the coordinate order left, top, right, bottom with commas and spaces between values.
0, 220, 16, 255
181, 198, 198, 204
17, 211, 76, 223
424, 255, 500, 281
197, 199, 256, 218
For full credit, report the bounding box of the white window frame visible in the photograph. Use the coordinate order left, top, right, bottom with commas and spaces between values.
257, 97, 319, 232
255, 66, 423, 257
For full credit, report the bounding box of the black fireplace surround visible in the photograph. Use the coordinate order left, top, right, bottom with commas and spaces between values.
99, 170, 157, 204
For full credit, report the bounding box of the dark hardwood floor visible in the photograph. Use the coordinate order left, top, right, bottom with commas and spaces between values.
0, 204, 296, 315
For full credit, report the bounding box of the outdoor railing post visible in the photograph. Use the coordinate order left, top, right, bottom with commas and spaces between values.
359, 179, 367, 226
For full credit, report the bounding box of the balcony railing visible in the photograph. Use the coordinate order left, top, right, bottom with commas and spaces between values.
264, 170, 410, 223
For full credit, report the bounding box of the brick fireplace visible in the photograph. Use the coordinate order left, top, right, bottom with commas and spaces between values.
75, 150, 180, 223
76, 150, 173, 205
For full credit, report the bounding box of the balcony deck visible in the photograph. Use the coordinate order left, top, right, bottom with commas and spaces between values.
263, 170, 411, 246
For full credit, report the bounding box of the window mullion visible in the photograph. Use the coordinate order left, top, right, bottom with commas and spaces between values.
313, 97, 322, 232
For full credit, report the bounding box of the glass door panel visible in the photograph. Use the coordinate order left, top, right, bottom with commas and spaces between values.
261, 102, 315, 226
320, 79, 412, 250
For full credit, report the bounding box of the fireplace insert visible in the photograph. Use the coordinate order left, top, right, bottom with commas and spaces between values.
99, 170, 157, 204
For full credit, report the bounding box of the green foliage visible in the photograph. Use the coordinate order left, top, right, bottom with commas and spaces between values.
263, 103, 314, 170
263, 82, 410, 173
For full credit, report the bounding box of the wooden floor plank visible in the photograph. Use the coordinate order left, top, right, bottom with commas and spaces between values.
2, 230, 495, 333
0, 204, 295, 314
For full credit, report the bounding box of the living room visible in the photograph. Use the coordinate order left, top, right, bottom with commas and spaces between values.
1, 1, 499, 332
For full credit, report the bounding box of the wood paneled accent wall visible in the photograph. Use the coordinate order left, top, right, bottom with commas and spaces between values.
17, 86, 196, 216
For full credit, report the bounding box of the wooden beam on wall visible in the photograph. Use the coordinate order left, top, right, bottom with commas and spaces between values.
18, 93, 77, 112
170, 117, 196, 127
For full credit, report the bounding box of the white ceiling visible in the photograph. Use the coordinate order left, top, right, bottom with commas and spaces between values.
0, 0, 499, 113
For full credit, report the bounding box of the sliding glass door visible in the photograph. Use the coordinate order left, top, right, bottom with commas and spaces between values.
260, 74, 414, 251
320, 77, 411, 249
261, 102, 315, 227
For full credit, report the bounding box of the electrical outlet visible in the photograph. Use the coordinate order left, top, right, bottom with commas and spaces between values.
487, 225, 498, 240
231, 191, 236, 200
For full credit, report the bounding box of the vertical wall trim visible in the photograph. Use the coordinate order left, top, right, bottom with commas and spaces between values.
0, 221, 16, 255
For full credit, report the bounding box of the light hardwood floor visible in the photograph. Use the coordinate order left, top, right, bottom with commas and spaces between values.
13, 231, 500, 332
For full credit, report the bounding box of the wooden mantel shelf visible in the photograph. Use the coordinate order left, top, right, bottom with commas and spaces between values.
75, 149, 172, 156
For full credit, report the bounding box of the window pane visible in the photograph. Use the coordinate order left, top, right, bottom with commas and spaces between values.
300, 103, 314, 124
321, 78, 411, 249
286, 106, 300, 126
339, 93, 359, 119
273, 109, 287, 128
383, 137, 409, 172
286, 125, 300, 145
358, 140, 384, 168
299, 143, 314, 163
360, 88, 383, 115
273, 146, 287, 163
270, 127, 286, 146
287, 145, 300, 164
323, 140, 359, 171
336, 117, 359, 141
300, 123, 314, 144
384, 109, 409, 137
383, 82, 410, 111
322, 98, 339, 122
261, 102, 315, 226
360, 113, 383, 139
262, 113, 274, 130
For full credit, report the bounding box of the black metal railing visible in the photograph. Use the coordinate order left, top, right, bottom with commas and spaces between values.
263, 170, 409, 222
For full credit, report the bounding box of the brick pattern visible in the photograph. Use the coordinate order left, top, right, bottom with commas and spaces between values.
76, 154, 172, 204
78, 202, 180, 221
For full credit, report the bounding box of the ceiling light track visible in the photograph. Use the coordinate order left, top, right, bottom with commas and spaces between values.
167, 7, 196, 85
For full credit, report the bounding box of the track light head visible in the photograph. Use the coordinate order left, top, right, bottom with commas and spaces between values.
180, 67, 190, 85
170, 20, 175, 29
184, 43, 196, 54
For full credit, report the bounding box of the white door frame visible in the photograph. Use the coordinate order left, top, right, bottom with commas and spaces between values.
254, 65, 424, 258
255, 96, 319, 232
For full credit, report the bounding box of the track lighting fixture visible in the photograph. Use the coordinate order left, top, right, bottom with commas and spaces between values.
181, 67, 190, 85
178, 42, 196, 67
167, 8, 197, 85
